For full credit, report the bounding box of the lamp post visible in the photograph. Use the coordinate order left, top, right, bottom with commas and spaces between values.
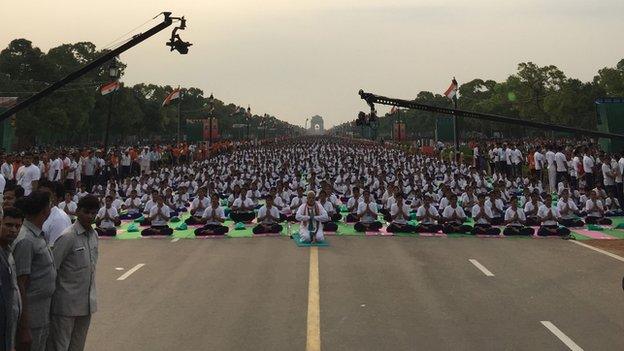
103, 59, 119, 153
208, 93, 215, 146
246, 106, 251, 139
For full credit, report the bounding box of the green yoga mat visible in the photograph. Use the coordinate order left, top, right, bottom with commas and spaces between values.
292, 233, 329, 247
226, 226, 254, 238
115, 230, 142, 240
335, 222, 364, 236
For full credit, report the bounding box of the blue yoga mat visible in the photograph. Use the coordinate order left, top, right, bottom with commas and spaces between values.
292, 233, 329, 247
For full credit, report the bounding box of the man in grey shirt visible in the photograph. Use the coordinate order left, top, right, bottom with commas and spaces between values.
12, 191, 55, 351
0, 207, 25, 351
47, 195, 100, 351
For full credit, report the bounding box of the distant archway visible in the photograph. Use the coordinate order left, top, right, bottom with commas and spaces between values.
309, 115, 324, 134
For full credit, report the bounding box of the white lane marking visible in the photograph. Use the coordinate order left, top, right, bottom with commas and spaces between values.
468, 259, 494, 276
570, 241, 624, 263
116, 263, 145, 281
171, 238, 180, 243
115, 267, 124, 271
540, 321, 584, 351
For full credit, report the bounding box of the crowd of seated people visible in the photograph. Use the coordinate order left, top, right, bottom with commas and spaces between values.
2, 136, 623, 244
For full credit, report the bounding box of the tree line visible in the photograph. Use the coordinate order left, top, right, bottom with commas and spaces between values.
0, 39, 303, 147
332, 60, 624, 140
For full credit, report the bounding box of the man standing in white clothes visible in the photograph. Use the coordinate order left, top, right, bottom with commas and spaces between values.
545, 147, 556, 193
16, 155, 41, 196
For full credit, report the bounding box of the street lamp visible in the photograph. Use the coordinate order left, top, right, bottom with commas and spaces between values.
246, 106, 251, 139
208, 93, 215, 147
103, 59, 119, 153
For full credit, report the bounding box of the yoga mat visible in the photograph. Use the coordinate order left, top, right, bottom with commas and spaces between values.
335, 222, 365, 236
602, 229, 624, 239
392, 232, 419, 238
226, 224, 254, 238
378, 227, 394, 236
608, 216, 624, 228
291, 233, 329, 247
115, 230, 142, 240
446, 233, 476, 238
420, 233, 448, 238
172, 230, 196, 239
571, 229, 617, 240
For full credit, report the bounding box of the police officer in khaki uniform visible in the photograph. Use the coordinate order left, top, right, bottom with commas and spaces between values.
47, 195, 100, 351
12, 191, 55, 351
0, 207, 25, 351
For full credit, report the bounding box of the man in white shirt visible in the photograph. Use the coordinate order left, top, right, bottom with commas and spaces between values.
556, 189, 584, 227
354, 189, 382, 232
387, 193, 416, 233
38, 180, 72, 246
230, 190, 255, 223
523, 193, 543, 226
295, 191, 329, 243
82, 152, 97, 191
415, 195, 442, 233
195, 194, 229, 235
16, 155, 41, 196
545, 147, 557, 193
253, 195, 283, 235
95, 195, 120, 236
470, 194, 501, 235
441, 195, 471, 234
584, 190, 612, 225
141, 194, 173, 236
533, 147, 544, 182
555, 147, 568, 185
185, 188, 210, 225
582, 148, 595, 191
601, 155, 616, 196
1, 155, 13, 186
537, 194, 571, 237
503, 196, 534, 236
511, 145, 522, 179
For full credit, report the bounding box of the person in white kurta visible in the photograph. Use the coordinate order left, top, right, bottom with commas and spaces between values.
296, 191, 329, 243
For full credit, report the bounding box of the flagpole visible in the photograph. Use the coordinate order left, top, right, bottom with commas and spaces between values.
177, 86, 182, 143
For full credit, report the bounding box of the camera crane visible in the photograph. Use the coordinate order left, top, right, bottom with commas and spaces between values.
358, 90, 624, 146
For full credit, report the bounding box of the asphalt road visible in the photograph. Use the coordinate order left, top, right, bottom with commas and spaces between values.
86, 237, 624, 351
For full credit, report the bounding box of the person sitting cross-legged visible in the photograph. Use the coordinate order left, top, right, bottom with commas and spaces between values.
319, 190, 339, 232
230, 190, 256, 223
345, 186, 361, 223
185, 188, 210, 225
141, 194, 174, 236
253, 194, 283, 234
296, 190, 329, 243
523, 192, 544, 226
415, 195, 443, 233
605, 194, 624, 216
121, 189, 143, 219
471, 193, 502, 235
557, 189, 584, 227
441, 195, 472, 234
194, 194, 229, 236
584, 190, 612, 225
354, 189, 383, 232
503, 196, 535, 236
537, 194, 571, 237
95, 195, 121, 236
386, 193, 417, 233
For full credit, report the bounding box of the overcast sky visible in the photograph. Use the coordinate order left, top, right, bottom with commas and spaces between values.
3, 0, 623, 127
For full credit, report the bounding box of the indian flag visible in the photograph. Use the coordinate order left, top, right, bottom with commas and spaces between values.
443, 77, 458, 100
99, 81, 120, 95
162, 88, 181, 107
